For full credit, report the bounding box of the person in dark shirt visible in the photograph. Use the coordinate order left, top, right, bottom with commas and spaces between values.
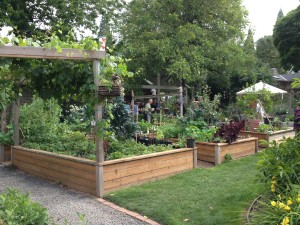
294, 102, 300, 133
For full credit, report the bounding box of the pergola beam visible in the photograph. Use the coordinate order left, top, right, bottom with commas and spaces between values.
0, 45, 105, 61
0, 45, 105, 197
141, 85, 179, 90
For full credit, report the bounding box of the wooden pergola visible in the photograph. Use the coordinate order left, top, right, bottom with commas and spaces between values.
0, 45, 106, 197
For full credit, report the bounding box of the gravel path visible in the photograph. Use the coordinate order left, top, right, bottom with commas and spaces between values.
0, 164, 148, 225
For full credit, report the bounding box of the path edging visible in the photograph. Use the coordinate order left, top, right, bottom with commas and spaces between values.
96, 198, 160, 225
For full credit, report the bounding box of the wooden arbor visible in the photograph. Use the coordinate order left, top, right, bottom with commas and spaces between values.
0, 45, 106, 197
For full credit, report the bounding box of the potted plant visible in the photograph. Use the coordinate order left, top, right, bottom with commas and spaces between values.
184, 125, 200, 148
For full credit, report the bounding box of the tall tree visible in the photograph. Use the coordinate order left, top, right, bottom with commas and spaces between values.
273, 6, 300, 71
0, 0, 125, 40
121, 0, 248, 86
256, 35, 281, 69
276, 9, 284, 22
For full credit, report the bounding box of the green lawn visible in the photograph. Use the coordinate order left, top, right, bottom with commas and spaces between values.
104, 154, 266, 225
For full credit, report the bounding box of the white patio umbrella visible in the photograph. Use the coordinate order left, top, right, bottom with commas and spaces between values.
236, 81, 287, 95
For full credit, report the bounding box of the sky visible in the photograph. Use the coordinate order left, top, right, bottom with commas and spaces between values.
242, 0, 299, 41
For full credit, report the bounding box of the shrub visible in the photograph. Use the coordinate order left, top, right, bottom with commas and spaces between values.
0, 189, 49, 225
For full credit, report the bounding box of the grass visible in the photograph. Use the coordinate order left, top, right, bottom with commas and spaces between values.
104, 154, 266, 225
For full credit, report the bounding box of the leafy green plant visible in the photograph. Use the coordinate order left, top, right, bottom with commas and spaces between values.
106, 139, 171, 160
0, 189, 49, 225
156, 123, 184, 138
20, 97, 96, 159
19, 97, 61, 144
0, 125, 13, 145
256, 124, 273, 133
224, 154, 232, 163
195, 128, 217, 142
184, 126, 201, 139
271, 116, 283, 130
257, 137, 300, 193
110, 100, 137, 140
138, 120, 152, 133
194, 85, 221, 125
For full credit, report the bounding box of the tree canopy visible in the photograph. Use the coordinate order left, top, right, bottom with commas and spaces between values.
273, 6, 300, 71
120, 0, 248, 87
256, 35, 281, 69
0, 0, 125, 40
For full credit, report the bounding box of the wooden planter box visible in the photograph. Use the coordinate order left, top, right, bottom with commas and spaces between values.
0, 144, 11, 162
11, 146, 197, 195
240, 128, 295, 147
98, 85, 120, 97
195, 137, 258, 165
101, 148, 197, 193
11, 146, 97, 195
246, 119, 261, 132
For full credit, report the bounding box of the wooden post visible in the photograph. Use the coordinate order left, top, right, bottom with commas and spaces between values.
131, 90, 135, 122
255, 138, 258, 153
179, 86, 183, 117
193, 147, 197, 168
215, 145, 221, 165
13, 100, 19, 146
157, 73, 162, 125
93, 59, 104, 197
0, 109, 6, 162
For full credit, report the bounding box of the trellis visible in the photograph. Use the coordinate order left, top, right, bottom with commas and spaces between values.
0, 45, 106, 197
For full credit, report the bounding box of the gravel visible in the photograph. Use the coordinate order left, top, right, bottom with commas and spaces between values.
0, 164, 148, 225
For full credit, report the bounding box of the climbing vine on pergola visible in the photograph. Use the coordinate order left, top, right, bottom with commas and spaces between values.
0, 40, 106, 196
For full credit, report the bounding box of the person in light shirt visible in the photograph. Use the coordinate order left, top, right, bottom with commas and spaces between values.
145, 99, 153, 122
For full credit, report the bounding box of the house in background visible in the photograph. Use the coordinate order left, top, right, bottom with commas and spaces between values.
273, 72, 300, 111
273, 72, 300, 92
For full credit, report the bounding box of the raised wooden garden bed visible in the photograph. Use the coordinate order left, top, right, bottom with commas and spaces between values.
11, 146, 196, 195
240, 128, 295, 147
0, 145, 11, 162
11, 146, 97, 194
101, 148, 197, 193
195, 137, 258, 165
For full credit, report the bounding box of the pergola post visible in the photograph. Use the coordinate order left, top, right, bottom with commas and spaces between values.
93, 59, 104, 197
13, 99, 19, 146
0, 109, 6, 162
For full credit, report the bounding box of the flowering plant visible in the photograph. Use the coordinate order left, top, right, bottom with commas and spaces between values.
250, 190, 300, 225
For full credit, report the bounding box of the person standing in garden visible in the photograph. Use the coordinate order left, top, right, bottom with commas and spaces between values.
294, 102, 300, 134
145, 99, 153, 122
